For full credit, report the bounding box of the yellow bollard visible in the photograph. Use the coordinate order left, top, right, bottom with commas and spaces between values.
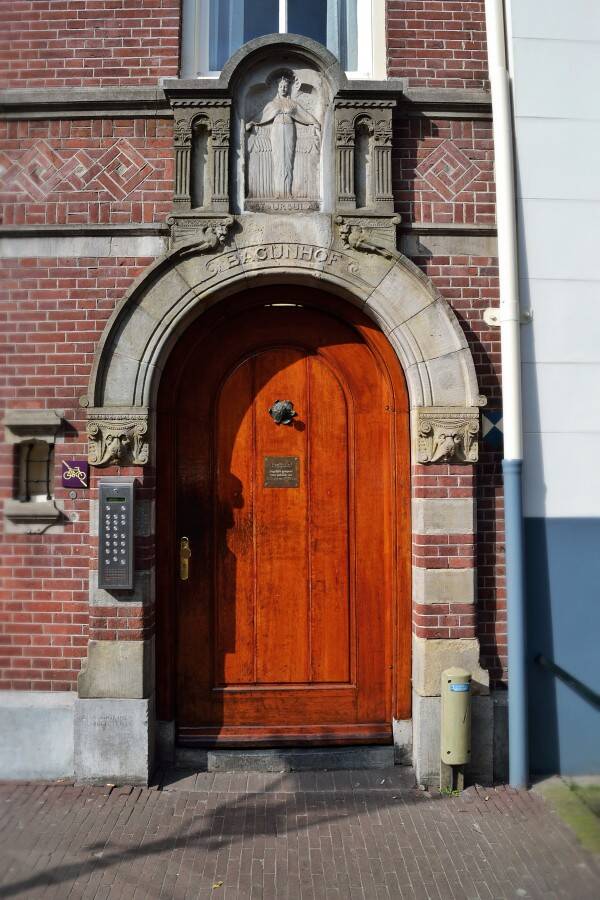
440, 667, 471, 791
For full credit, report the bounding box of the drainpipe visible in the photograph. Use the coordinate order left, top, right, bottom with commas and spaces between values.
484, 0, 528, 787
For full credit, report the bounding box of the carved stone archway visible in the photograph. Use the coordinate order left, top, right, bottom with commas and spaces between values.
86, 215, 484, 467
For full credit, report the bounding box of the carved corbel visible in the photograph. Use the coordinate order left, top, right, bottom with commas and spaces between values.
413, 407, 480, 464
336, 215, 401, 260
170, 216, 234, 257
87, 411, 149, 467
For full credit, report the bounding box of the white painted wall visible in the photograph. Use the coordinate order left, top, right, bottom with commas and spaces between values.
508, 0, 600, 518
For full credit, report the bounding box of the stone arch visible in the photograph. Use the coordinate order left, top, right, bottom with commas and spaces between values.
87, 223, 484, 465
89, 235, 482, 412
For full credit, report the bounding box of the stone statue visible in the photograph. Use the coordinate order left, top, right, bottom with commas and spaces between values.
246, 73, 321, 202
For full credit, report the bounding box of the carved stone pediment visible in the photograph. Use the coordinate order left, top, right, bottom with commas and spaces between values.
87, 410, 149, 467
413, 407, 480, 464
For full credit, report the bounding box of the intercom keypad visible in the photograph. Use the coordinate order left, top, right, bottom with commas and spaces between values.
98, 481, 134, 590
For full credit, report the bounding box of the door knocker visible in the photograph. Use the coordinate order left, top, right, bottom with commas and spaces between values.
268, 400, 297, 425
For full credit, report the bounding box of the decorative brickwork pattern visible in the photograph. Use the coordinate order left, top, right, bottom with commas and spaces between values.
393, 119, 495, 224
0, 0, 181, 88
387, 0, 489, 88
0, 120, 173, 225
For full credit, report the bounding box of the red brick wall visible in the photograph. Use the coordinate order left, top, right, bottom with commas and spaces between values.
412, 254, 504, 684
0, 0, 181, 88
387, 0, 489, 88
0, 257, 153, 690
0, 119, 173, 226
0, 1, 506, 691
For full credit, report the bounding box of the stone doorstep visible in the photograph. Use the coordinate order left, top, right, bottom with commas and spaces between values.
174, 744, 397, 773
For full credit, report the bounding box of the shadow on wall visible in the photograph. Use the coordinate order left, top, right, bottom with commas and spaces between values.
525, 517, 600, 776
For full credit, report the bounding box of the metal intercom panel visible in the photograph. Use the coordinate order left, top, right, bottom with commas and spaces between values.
98, 479, 135, 590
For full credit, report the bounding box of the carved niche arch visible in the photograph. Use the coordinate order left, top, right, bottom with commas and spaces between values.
86, 222, 484, 468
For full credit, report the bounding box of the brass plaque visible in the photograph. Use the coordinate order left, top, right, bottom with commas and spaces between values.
264, 456, 300, 488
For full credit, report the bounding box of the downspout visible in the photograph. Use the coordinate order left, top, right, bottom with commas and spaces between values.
484, 0, 528, 787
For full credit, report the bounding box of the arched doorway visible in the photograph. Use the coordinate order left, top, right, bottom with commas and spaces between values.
155, 285, 411, 747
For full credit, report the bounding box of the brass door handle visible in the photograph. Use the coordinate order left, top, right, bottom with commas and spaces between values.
180, 536, 191, 581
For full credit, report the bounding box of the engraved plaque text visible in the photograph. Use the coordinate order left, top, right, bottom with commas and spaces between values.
264, 456, 300, 488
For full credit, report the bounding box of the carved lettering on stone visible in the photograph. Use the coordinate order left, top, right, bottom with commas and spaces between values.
245, 70, 322, 211
414, 408, 480, 464
87, 413, 149, 467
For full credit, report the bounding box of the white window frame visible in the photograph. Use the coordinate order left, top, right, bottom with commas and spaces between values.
182, 0, 386, 80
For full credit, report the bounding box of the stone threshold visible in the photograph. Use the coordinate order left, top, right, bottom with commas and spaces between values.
174, 745, 397, 773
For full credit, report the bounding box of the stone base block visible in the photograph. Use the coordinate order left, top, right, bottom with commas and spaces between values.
413, 635, 490, 696
412, 690, 494, 789
392, 718, 413, 764
77, 638, 154, 699
74, 698, 154, 785
0, 691, 75, 780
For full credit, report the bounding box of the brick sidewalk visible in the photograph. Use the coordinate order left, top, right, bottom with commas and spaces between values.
0, 770, 598, 899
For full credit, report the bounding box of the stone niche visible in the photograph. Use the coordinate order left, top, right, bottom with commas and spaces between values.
163, 36, 402, 244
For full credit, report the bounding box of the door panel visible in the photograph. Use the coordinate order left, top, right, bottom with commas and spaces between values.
156, 288, 411, 747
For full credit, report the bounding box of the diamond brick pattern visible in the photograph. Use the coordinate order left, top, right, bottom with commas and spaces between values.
1, 139, 155, 201
84, 141, 155, 200
416, 141, 481, 201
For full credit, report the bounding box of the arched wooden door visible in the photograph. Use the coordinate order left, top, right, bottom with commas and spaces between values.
156, 287, 411, 747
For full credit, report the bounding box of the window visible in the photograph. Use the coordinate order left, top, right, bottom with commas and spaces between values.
18, 441, 54, 502
182, 0, 385, 79
2, 408, 62, 534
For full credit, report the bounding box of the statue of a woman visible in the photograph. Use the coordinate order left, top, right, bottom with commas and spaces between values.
246, 74, 320, 199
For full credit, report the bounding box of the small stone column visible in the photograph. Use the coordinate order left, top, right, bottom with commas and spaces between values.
173, 118, 192, 208
373, 117, 394, 211
335, 118, 356, 209
210, 115, 230, 212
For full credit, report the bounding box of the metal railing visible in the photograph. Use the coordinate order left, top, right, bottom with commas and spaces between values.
535, 654, 600, 711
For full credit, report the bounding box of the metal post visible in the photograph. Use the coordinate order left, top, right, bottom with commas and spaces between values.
503, 459, 528, 786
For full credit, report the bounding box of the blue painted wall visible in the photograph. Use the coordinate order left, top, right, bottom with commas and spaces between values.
525, 518, 600, 775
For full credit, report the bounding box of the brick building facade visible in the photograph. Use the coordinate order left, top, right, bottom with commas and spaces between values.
0, 1, 508, 785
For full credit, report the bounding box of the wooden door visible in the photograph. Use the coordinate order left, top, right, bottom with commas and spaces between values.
157, 288, 411, 747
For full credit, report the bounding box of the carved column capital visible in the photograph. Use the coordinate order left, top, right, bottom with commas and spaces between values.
335, 119, 355, 147
211, 117, 230, 147
373, 118, 393, 146
413, 407, 480, 464
87, 409, 150, 467
173, 117, 192, 147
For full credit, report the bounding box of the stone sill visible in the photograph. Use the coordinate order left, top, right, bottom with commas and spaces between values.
4, 499, 63, 533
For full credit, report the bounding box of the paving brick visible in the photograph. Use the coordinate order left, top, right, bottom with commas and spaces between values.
1, 776, 598, 898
